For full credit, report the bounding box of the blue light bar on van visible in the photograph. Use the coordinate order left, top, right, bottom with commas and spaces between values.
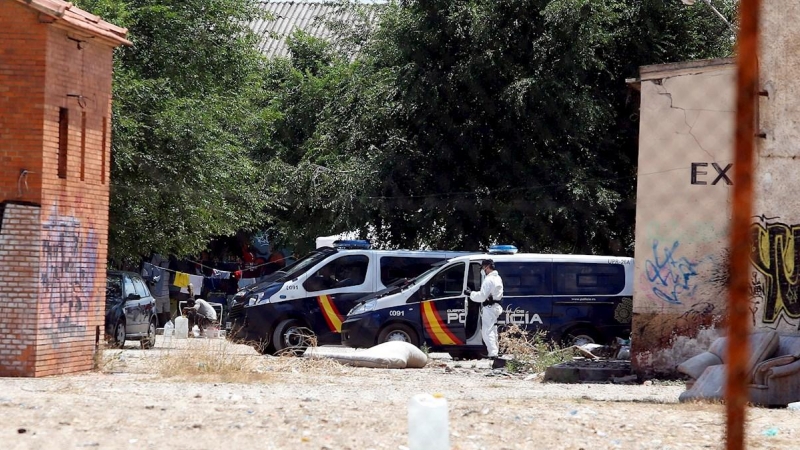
333, 239, 371, 250
488, 245, 518, 255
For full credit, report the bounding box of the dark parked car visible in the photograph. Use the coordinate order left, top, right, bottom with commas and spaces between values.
105, 271, 157, 349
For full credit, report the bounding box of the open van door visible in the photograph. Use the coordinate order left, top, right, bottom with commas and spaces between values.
418, 262, 468, 346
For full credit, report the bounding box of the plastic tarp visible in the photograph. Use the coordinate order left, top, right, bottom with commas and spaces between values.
306, 341, 429, 369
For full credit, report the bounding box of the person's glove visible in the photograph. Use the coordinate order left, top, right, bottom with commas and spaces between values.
463, 288, 472, 296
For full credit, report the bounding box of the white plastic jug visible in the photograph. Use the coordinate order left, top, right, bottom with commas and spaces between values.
175, 316, 189, 339
408, 393, 450, 450
163, 320, 175, 338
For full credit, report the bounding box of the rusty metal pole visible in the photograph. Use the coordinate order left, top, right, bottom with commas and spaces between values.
727, 0, 760, 449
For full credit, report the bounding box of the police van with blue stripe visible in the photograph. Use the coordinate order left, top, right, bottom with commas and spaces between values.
340, 246, 634, 358
226, 240, 472, 354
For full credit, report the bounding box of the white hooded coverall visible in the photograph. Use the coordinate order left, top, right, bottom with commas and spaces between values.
469, 270, 504, 357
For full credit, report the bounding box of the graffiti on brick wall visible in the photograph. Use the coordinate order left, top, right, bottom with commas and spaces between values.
644, 240, 701, 305
750, 218, 800, 327
41, 209, 99, 331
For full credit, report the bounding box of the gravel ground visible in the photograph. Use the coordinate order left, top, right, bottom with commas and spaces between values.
2, 336, 798, 450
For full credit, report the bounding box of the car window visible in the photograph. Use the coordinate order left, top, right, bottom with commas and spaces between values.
304, 255, 370, 292
132, 276, 150, 298
428, 263, 465, 299
122, 275, 136, 299
106, 274, 123, 300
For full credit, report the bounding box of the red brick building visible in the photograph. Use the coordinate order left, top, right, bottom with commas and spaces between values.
0, 0, 129, 376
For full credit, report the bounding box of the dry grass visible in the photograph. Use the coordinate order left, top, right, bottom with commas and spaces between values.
153, 335, 354, 382
498, 324, 572, 373
156, 339, 271, 383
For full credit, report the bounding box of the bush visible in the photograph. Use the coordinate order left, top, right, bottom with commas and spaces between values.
498, 324, 571, 373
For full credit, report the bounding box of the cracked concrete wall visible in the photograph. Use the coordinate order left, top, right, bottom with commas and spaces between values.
749, 1, 800, 334
632, 60, 735, 377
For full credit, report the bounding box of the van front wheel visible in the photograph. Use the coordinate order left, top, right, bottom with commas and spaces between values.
272, 319, 313, 356
378, 323, 419, 347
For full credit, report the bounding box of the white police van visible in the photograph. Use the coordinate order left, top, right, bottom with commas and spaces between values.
341, 246, 634, 358
226, 240, 472, 354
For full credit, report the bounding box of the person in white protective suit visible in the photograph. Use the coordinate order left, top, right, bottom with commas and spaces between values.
467, 259, 505, 369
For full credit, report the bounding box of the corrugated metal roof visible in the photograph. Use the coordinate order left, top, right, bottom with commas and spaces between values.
250, 1, 379, 58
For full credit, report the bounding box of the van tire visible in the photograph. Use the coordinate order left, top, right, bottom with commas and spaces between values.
377, 323, 419, 347
272, 319, 312, 356
566, 327, 600, 346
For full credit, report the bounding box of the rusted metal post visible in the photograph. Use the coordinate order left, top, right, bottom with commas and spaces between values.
727, 0, 760, 449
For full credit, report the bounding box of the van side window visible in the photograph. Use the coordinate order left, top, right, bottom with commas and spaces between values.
428, 263, 465, 299
304, 255, 370, 292
468, 262, 483, 291
554, 263, 625, 295
496, 262, 551, 296
379, 256, 443, 286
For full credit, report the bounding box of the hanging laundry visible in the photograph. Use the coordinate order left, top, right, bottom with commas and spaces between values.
211, 269, 231, 279
173, 272, 190, 289
181, 274, 204, 294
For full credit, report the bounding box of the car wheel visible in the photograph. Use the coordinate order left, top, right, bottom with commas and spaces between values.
566, 328, 600, 347
272, 319, 313, 356
141, 318, 157, 350
110, 320, 126, 349
378, 323, 419, 347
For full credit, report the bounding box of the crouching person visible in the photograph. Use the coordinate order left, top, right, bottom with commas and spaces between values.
182, 286, 217, 337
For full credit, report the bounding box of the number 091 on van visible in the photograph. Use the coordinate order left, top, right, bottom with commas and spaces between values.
340, 253, 634, 358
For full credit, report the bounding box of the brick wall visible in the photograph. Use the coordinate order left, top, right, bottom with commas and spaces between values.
0, 204, 41, 376
0, 1, 46, 204
0, 0, 115, 376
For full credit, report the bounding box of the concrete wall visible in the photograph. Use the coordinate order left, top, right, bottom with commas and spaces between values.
750, 2, 800, 333
631, 59, 735, 377
0, 0, 115, 376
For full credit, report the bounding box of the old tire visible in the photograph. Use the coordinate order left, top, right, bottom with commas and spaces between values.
377, 323, 419, 347
141, 318, 157, 349
272, 319, 312, 356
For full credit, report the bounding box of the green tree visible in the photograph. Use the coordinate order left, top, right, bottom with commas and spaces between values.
78, 0, 274, 263
305, 0, 735, 253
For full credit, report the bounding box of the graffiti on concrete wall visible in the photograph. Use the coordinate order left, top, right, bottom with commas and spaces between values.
645, 240, 701, 305
41, 208, 99, 332
750, 218, 800, 327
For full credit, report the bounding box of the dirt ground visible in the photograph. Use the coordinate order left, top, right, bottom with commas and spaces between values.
2, 336, 799, 450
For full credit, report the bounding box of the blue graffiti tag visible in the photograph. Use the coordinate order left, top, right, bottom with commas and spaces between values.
645, 240, 700, 305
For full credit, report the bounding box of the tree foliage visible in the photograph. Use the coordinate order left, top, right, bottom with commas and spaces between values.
78, 0, 273, 263
282, 0, 736, 254
80, 0, 736, 260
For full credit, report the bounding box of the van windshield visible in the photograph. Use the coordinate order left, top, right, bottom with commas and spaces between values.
406, 260, 450, 286
275, 248, 337, 282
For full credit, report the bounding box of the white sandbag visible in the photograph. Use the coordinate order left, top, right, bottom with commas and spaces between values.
308, 341, 429, 369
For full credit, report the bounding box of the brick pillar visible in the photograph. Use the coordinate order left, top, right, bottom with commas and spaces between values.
0, 203, 42, 376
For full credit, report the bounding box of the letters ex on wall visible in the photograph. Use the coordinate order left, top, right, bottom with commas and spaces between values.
691, 163, 733, 185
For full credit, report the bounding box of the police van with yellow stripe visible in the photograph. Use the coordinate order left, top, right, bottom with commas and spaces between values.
226, 240, 472, 354
341, 246, 634, 358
